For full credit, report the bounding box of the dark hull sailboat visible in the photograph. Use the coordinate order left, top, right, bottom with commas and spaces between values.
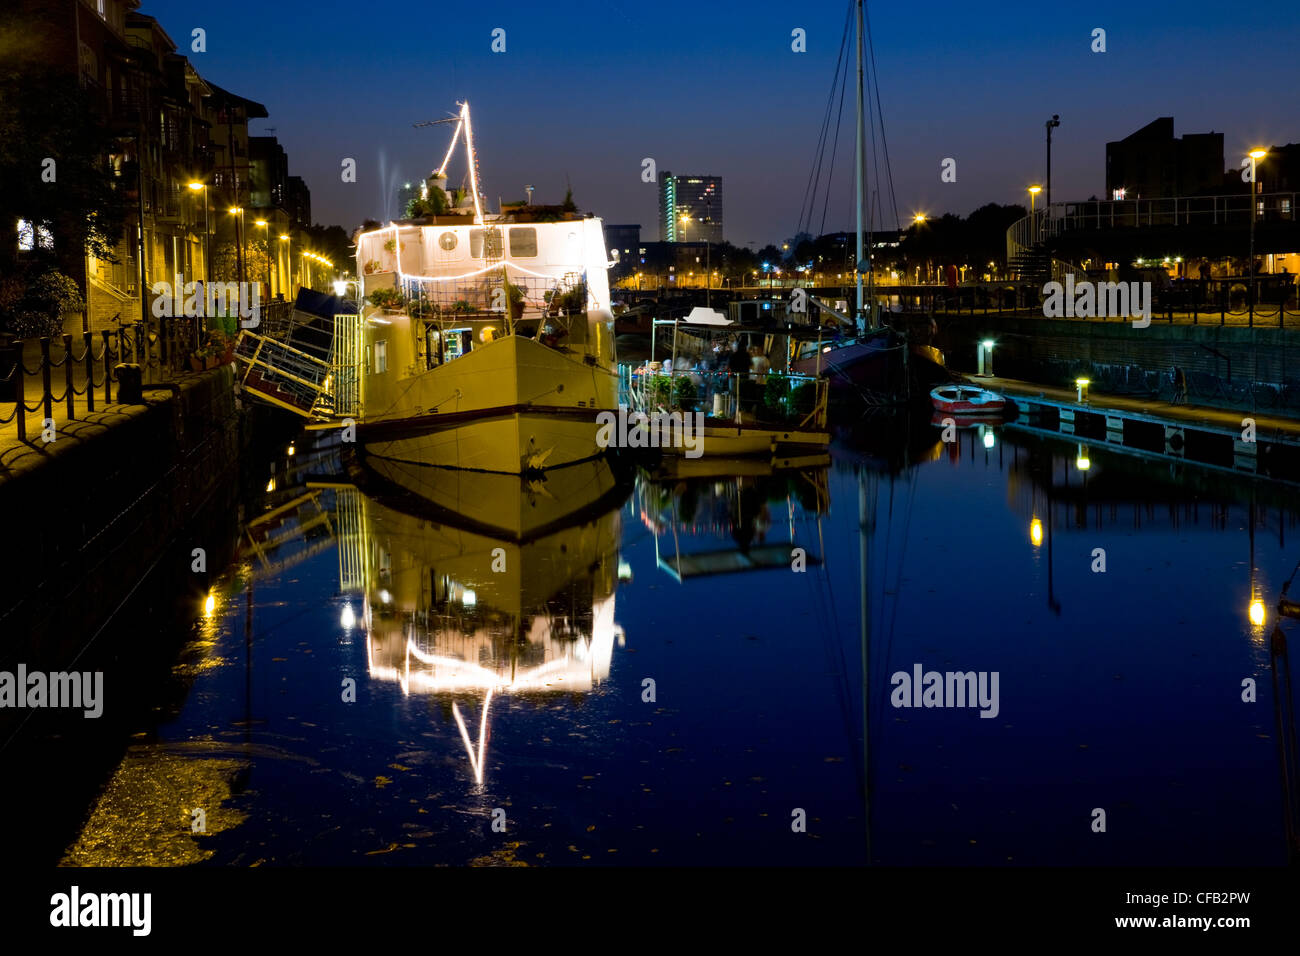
791, 325, 948, 404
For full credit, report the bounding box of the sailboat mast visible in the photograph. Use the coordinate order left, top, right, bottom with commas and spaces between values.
854, 0, 866, 335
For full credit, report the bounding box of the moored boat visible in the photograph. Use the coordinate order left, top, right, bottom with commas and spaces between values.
235, 102, 618, 475
930, 384, 1007, 416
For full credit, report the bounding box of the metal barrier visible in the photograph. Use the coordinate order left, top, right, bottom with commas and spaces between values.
0, 318, 204, 443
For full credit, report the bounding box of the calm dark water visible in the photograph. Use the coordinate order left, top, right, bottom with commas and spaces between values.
61, 422, 1300, 866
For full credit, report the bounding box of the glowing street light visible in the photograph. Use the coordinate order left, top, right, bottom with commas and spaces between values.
1028, 185, 1042, 243
279, 234, 292, 293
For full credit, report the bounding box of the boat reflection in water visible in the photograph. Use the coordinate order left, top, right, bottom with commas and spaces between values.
347, 453, 632, 787
634, 461, 830, 582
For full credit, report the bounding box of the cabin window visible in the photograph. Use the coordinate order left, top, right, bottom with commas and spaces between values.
509, 227, 537, 258
438, 231, 457, 251
469, 227, 503, 259
373, 339, 388, 373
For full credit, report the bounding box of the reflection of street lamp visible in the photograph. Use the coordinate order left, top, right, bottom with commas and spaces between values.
1248, 148, 1267, 327
1030, 516, 1043, 547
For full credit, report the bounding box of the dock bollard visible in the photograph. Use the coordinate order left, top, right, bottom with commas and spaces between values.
115, 363, 143, 404
1075, 377, 1090, 403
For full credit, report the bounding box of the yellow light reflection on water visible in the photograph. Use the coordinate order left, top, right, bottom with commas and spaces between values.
1249, 600, 1265, 627
1030, 517, 1043, 547
203, 593, 215, 618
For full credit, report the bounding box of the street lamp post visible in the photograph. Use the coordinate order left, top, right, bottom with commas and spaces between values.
1028, 185, 1042, 245
187, 182, 209, 351
228, 206, 246, 288
1045, 115, 1060, 225
302, 252, 312, 291
1248, 148, 1267, 328
279, 234, 291, 297
255, 220, 271, 298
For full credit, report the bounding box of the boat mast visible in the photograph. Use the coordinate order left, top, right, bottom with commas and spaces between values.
854, 0, 867, 335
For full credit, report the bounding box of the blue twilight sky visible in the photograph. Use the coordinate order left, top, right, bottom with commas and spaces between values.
147, 0, 1298, 244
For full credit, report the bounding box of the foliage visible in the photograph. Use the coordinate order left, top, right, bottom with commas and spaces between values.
763, 372, 791, 409
673, 374, 697, 408
561, 188, 578, 213
547, 286, 586, 313
405, 183, 449, 218
368, 287, 406, 311
789, 381, 817, 417
648, 374, 672, 409
4, 270, 84, 338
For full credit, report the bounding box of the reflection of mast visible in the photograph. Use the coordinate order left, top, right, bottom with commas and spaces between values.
859, 466, 873, 864
452, 689, 493, 789
1270, 621, 1299, 863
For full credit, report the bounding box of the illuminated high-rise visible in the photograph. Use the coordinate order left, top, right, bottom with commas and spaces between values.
659, 172, 722, 243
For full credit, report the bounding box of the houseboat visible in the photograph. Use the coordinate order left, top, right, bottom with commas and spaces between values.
235, 103, 618, 475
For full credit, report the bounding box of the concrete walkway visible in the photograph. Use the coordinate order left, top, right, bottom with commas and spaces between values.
0, 338, 211, 485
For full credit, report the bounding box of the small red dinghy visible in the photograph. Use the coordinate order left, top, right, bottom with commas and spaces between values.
930, 384, 1007, 416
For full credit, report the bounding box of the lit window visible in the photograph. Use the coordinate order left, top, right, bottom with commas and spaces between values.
373, 340, 387, 373
508, 226, 537, 257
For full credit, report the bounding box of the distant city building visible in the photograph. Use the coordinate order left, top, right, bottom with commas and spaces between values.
604, 224, 640, 280
1105, 118, 1223, 200
659, 173, 722, 243
285, 176, 312, 228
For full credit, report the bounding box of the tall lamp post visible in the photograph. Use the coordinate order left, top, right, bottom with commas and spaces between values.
302, 251, 312, 291
228, 206, 246, 287
1028, 185, 1042, 245
1045, 114, 1060, 233
1248, 148, 1268, 328
279, 234, 291, 297
187, 182, 210, 282
187, 181, 210, 350
254, 220, 271, 297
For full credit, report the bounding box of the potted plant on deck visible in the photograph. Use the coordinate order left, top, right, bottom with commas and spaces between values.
368, 287, 407, 314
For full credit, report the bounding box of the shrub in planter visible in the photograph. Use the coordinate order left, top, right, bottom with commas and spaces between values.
673, 374, 698, 410
368, 287, 407, 312
789, 381, 817, 417
763, 373, 791, 410
5, 270, 84, 339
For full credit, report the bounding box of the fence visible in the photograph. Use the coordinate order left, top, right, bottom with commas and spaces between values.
0, 316, 199, 443
926, 283, 1300, 327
